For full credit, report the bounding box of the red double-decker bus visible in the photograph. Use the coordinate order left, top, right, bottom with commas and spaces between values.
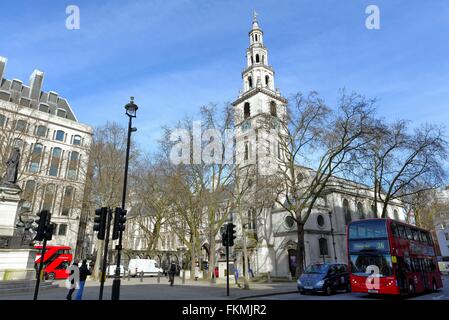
348, 218, 443, 296
35, 245, 73, 280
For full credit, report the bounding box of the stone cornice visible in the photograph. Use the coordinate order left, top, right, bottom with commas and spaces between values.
232, 87, 288, 106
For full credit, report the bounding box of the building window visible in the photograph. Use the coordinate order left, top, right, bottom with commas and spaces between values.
371, 203, 377, 218
49, 147, 62, 176
36, 125, 47, 137
73, 135, 82, 146
250, 56, 254, 65
61, 186, 74, 216
265, 75, 270, 87
42, 184, 56, 212
319, 238, 329, 256
67, 151, 79, 180
244, 102, 251, 119
343, 199, 351, 225
14, 119, 27, 132
285, 215, 295, 229
29, 143, 43, 173
255, 34, 258, 42
357, 202, 365, 219
317, 214, 325, 227
270, 101, 277, 117
248, 76, 253, 89
58, 224, 67, 236
444, 233, 449, 241
244, 137, 249, 160
56, 109, 67, 118
393, 209, 399, 220
256, 54, 260, 63
55, 130, 65, 142
21, 180, 36, 212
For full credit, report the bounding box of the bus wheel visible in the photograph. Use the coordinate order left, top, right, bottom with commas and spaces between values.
408, 282, 415, 296
47, 272, 55, 281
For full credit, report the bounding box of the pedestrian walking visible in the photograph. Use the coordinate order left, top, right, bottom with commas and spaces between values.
168, 261, 177, 286
75, 259, 91, 300
235, 268, 239, 284
66, 260, 79, 300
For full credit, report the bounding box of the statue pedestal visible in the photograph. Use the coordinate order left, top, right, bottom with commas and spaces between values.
0, 249, 37, 280
0, 185, 21, 246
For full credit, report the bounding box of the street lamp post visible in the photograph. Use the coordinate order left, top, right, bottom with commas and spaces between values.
328, 211, 337, 263
111, 97, 138, 300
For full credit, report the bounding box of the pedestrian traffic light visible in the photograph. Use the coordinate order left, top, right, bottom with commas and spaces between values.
33, 210, 51, 241
221, 225, 228, 246
94, 207, 108, 240
112, 207, 127, 240
227, 223, 237, 247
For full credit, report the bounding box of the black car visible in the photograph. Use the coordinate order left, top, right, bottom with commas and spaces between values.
297, 263, 350, 295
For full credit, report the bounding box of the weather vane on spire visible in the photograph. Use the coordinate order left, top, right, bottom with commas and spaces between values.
253, 10, 258, 22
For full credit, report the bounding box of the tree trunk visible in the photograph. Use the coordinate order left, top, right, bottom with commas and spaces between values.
208, 235, 216, 283
295, 223, 305, 277
92, 239, 103, 280
190, 245, 196, 280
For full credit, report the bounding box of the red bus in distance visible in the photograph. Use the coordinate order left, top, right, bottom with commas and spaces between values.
347, 218, 443, 295
35, 245, 73, 280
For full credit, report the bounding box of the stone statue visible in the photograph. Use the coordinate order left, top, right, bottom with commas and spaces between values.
1, 147, 20, 187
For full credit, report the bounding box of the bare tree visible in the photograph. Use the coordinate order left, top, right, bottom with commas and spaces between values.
355, 120, 448, 218
264, 91, 376, 275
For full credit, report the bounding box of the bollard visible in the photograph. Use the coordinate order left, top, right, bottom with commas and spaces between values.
182, 269, 185, 285
127, 270, 130, 281
157, 272, 160, 284
267, 271, 272, 283
140, 270, 144, 282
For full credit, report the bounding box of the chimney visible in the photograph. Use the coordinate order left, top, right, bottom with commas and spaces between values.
0, 56, 7, 81
29, 69, 44, 101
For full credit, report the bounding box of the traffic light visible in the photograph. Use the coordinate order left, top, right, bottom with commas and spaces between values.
45, 223, 56, 241
112, 207, 127, 240
227, 223, 237, 247
94, 207, 108, 240
221, 225, 228, 246
33, 210, 51, 241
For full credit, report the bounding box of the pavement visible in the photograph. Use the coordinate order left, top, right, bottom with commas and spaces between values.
0, 275, 448, 300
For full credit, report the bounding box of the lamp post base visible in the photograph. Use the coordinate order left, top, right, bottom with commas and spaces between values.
111, 278, 121, 300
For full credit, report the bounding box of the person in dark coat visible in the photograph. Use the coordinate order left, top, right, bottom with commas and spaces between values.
168, 262, 177, 286
75, 259, 91, 300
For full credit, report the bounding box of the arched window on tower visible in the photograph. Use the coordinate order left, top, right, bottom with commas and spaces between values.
250, 56, 254, 65
244, 137, 249, 161
256, 54, 260, 63
262, 55, 265, 64
248, 76, 253, 89
270, 101, 277, 117
244, 102, 251, 119
255, 34, 258, 42
265, 75, 270, 87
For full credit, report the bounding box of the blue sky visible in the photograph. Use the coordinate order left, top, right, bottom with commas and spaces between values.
1, 0, 448, 151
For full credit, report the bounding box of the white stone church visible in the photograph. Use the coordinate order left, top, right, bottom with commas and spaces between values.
124, 15, 406, 278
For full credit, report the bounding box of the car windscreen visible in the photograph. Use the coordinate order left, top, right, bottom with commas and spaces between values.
304, 264, 329, 274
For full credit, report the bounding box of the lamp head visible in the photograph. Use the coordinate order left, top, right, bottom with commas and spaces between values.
125, 96, 138, 118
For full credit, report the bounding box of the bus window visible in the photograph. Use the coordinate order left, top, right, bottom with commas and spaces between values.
391, 223, 399, 238
397, 225, 406, 239
429, 259, 436, 272
412, 229, 420, 241
418, 231, 427, 243
405, 227, 413, 240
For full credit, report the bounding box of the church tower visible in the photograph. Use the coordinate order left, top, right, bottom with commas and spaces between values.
232, 13, 288, 175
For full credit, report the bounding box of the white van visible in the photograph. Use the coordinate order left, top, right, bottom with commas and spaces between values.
128, 259, 163, 277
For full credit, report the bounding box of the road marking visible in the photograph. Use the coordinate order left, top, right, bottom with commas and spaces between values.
432, 295, 445, 300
